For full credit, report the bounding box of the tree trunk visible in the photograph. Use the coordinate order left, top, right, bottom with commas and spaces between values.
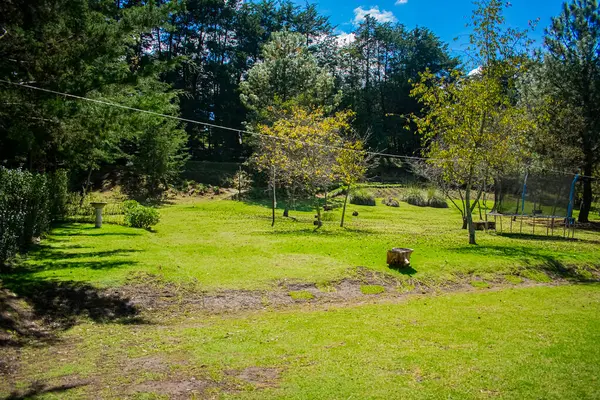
283, 188, 290, 217
462, 217, 468, 230
578, 162, 593, 223
315, 195, 322, 229
80, 166, 93, 207
340, 184, 351, 227
465, 183, 476, 245
271, 170, 276, 227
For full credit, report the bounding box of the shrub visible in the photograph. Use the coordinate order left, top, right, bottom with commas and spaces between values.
350, 189, 376, 206
48, 170, 69, 220
0, 168, 69, 266
124, 203, 160, 229
426, 187, 449, 208
428, 195, 449, 208
382, 197, 400, 207
403, 187, 427, 207
123, 200, 140, 213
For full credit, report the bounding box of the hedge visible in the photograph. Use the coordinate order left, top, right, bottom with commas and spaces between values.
0, 168, 68, 266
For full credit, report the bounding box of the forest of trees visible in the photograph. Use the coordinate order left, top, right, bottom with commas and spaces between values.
1, 0, 599, 221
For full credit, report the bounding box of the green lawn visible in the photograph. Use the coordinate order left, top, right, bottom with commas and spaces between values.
2, 196, 599, 399
4, 284, 600, 399
6, 197, 599, 290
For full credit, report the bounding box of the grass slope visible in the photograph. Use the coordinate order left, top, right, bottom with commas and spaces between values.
3, 284, 599, 399
5, 198, 599, 291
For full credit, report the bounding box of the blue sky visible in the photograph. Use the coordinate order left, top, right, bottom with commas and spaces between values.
307, 0, 567, 60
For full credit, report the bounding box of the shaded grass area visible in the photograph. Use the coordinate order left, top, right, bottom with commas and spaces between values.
1, 198, 598, 291
3, 285, 600, 399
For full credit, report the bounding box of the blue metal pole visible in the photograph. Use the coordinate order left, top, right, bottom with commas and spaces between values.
521, 172, 529, 215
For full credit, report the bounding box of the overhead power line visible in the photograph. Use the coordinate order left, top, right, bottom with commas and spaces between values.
0, 79, 593, 180
0, 79, 425, 161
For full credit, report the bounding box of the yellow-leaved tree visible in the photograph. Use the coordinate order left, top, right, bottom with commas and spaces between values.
252, 107, 363, 227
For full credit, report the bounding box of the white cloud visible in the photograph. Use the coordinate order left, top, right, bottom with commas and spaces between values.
335, 31, 356, 46
353, 6, 397, 25
395, 0, 408, 4
468, 66, 482, 76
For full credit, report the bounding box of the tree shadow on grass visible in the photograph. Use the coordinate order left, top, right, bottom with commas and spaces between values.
242, 198, 316, 212
2, 380, 89, 400
496, 232, 600, 245
262, 226, 379, 236
27, 245, 138, 262
388, 265, 417, 276
451, 245, 599, 281
0, 244, 146, 349
47, 223, 143, 238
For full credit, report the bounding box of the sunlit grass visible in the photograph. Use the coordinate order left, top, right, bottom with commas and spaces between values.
6, 285, 600, 399
7, 197, 599, 290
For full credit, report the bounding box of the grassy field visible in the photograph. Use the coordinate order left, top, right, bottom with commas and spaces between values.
1, 195, 600, 399
3, 196, 599, 291
3, 285, 600, 399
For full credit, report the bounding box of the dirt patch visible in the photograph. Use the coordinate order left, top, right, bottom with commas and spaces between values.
130, 378, 216, 399
226, 366, 281, 389
110, 265, 600, 317
125, 355, 176, 375
202, 290, 269, 311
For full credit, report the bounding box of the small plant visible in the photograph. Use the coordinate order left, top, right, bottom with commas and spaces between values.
403, 187, 427, 207
124, 202, 160, 229
426, 187, 449, 208
428, 196, 449, 208
350, 189, 376, 206
360, 285, 385, 295
289, 290, 314, 301
382, 197, 400, 207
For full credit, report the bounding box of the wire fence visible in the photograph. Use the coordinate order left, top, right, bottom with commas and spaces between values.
63, 194, 125, 225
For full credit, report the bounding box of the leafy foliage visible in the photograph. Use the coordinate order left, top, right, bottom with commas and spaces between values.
251, 107, 363, 225
0, 168, 68, 265
350, 190, 376, 206
403, 187, 428, 207
240, 31, 340, 122
411, 0, 533, 244
542, 0, 600, 222
124, 201, 160, 230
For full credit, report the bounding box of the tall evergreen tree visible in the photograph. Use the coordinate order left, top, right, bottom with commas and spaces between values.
544, 0, 600, 222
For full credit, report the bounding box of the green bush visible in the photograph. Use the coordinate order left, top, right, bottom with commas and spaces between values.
0, 168, 69, 265
403, 187, 427, 207
124, 202, 160, 229
350, 189, 376, 206
48, 170, 69, 220
123, 200, 140, 213
426, 187, 449, 208
428, 196, 448, 208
